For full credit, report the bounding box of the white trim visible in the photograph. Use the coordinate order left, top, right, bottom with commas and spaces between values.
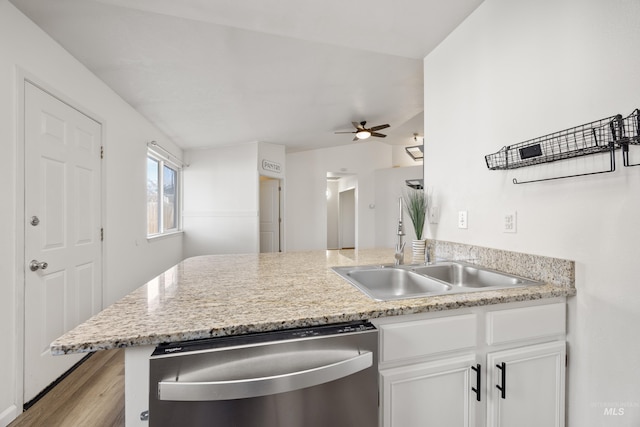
146, 230, 184, 242
182, 211, 258, 218
14, 67, 105, 411
0, 404, 19, 427
147, 142, 183, 169
14, 66, 27, 417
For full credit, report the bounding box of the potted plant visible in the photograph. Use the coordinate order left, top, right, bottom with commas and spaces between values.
403, 188, 430, 261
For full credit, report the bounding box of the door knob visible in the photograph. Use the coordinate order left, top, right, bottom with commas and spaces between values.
29, 260, 48, 272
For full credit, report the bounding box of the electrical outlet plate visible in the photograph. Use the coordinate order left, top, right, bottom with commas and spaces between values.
503, 211, 517, 233
458, 210, 468, 229
429, 206, 440, 224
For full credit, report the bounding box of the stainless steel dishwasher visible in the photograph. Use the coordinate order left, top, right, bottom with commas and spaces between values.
149, 321, 378, 427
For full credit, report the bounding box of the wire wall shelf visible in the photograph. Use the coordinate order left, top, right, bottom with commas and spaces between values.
618, 109, 640, 166
485, 109, 640, 184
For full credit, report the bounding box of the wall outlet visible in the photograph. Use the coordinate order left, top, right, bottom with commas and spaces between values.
458, 210, 468, 229
429, 206, 440, 224
503, 211, 517, 233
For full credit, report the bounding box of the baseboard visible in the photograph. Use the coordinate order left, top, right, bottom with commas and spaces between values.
23, 352, 93, 411
0, 404, 18, 427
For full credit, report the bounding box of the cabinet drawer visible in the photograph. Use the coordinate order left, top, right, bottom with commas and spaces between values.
486, 303, 566, 346
379, 314, 477, 363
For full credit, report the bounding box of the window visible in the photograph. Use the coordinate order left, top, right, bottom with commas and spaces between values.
147, 151, 181, 236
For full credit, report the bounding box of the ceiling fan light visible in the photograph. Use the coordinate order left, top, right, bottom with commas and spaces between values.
355, 130, 371, 139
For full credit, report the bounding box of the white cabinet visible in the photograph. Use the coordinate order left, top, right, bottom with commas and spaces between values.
374, 299, 567, 427
487, 341, 566, 427
380, 355, 477, 427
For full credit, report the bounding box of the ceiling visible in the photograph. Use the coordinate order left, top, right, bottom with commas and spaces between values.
10, 0, 483, 152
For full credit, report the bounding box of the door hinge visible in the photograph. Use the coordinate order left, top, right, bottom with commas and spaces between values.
100, 146, 104, 159
101, 228, 104, 241
565, 354, 568, 367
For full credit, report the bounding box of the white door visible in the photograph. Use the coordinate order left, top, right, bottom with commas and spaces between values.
339, 189, 355, 249
24, 82, 103, 402
487, 341, 566, 427
380, 355, 477, 427
259, 178, 280, 252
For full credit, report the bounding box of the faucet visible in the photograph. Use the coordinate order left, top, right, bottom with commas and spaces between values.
424, 241, 431, 265
395, 197, 406, 265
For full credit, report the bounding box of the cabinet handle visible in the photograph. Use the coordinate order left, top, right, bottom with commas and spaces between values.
471, 364, 481, 402
496, 362, 506, 399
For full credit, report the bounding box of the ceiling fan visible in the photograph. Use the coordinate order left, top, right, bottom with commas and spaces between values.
335, 121, 390, 141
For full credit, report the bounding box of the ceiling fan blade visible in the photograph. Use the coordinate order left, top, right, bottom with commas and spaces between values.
352, 121, 364, 130
334, 131, 355, 134
369, 124, 390, 132
353, 136, 359, 141
371, 132, 387, 138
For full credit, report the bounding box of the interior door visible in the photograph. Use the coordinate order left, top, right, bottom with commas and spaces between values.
259, 177, 280, 252
339, 189, 355, 249
23, 82, 103, 402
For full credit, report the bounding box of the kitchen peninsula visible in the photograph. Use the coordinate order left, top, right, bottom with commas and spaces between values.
51, 244, 575, 426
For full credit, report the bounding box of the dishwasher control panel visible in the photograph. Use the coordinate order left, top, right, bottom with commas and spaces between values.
151, 320, 376, 356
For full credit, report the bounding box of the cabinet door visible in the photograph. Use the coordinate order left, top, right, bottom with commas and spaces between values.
380, 355, 477, 427
487, 341, 565, 427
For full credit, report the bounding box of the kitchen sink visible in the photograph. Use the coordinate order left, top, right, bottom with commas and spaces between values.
411, 262, 541, 288
332, 261, 542, 301
339, 267, 451, 301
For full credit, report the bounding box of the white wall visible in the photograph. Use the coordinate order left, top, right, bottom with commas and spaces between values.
0, 2, 184, 423
182, 143, 259, 257
423, 0, 640, 425
258, 141, 286, 179
286, 141, 391, 251
182, 141, 286, 257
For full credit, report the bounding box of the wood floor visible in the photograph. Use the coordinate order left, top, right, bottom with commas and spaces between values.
10, 349, 125, 427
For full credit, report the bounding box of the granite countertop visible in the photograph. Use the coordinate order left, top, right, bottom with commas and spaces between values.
51, 248, 575, 355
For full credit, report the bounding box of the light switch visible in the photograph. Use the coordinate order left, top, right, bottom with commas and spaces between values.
429, 206, 440, 224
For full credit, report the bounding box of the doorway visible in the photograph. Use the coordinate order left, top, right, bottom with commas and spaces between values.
259, 176, 281, 253
326, 173, 357, 250
22, 81, 103, 403
339, 189, 356, 249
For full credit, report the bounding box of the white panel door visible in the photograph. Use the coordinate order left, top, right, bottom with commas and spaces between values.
487, 341, 566, 427
259, 178, 280, 253
339, 189, 355, 249
380, 355, 477, 427
24, 82, 102, 402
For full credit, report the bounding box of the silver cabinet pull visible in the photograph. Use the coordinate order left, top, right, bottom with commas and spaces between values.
29, 260, 48, 271
30, 216, 40, 226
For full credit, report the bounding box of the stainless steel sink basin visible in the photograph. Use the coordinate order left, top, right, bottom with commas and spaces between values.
332, 261, 542, 301
333, 266, 450, 301
411, 262, 541, 288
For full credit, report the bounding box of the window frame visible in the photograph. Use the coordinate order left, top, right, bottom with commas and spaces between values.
147, 149, 182, 238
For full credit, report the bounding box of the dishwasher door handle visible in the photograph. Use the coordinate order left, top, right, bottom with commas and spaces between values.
158, 351, 373, 401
